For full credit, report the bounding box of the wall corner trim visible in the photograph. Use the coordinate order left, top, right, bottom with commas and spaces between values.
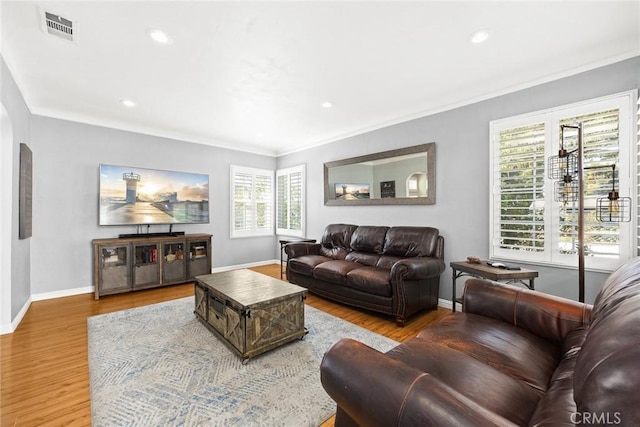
0, 296, 32, 335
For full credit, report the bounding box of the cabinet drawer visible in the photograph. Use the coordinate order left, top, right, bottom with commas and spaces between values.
207, 295, 227, 334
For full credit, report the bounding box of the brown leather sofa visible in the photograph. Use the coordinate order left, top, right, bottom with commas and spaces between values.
285, 224, 445, 326
321, 256, 640, 426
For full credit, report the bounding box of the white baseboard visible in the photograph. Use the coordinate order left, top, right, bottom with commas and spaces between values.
212, 259, 280, 273
438, 298, 453, 310
0, 296, 32, 335
31, 286, 94, 302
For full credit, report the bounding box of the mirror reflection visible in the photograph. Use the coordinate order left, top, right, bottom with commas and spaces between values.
324, 143, 435, 206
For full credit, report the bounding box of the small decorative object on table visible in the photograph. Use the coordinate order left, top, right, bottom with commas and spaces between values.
486, 261, 521, 270
467, 256, 481, 264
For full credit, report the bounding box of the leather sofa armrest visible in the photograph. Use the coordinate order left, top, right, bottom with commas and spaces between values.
463, 278, 592, 345
284, 242, 320, 258
390, 257, 445, 281
321, 338, 516, 427
434, 234, 445, 260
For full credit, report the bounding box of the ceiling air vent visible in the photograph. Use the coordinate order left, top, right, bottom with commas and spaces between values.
40, 9, 77, 43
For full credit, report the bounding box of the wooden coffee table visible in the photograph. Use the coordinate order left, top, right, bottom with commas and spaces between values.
194, 269, 307, 363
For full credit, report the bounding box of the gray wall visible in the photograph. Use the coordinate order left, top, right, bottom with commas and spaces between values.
277, 56, 640, 304
28, 116, 276, 295
1, 56, 32, 320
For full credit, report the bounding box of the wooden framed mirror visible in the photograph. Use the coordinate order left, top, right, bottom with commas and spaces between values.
323, 143, 435, 206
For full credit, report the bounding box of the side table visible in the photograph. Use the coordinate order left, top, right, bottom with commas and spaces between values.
279, 238, 316, 279
450, 261, 539, 312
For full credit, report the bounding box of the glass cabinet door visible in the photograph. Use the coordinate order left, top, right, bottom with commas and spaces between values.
133, 243, 160, 287
99, 245, 131, 292
187, 239, 211, 278
162, 241, 186, 283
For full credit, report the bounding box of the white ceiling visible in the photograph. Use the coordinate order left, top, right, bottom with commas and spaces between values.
1, 1, 639, 156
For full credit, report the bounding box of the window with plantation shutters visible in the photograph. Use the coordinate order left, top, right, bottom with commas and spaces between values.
558, 110, 623, 261
490, 91, 635, 270
276, 165, 305, 237
230, 166, 274, 238
494, 122, 546, 255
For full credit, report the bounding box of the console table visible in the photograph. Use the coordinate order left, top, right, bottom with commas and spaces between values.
450, 261, 539, 312
93, 233, 212, 299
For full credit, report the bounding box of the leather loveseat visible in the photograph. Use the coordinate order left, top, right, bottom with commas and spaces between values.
285, 224, 445, 326
320, 256, 640, 426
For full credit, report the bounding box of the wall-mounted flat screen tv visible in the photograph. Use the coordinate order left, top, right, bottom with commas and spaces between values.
99, 164, 209, 225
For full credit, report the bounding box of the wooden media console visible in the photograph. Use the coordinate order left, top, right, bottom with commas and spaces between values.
93, 233, 212, 299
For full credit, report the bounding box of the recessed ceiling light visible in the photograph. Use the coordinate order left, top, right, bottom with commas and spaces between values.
321, 101, 333, 108
120, 99, 136, 108
147, 28, 173, 45
469, 29, 490, 44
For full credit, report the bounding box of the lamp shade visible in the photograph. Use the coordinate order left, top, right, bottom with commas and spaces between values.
554, 176, 579, 203
547, 150, 578, 180
596, 192, 631, 222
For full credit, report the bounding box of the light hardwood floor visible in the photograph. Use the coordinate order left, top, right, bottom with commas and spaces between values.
1, 264, 450, 426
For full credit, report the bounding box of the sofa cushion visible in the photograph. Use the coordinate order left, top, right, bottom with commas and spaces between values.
345, 251, 380, 266
346, 267, 391, 297
382, 226, 439, 257
528, 327, 588, 426
376, 255, 404, 269
313, 260, 361, 285
350, 226, 389, 254
386, 337, 543, 426
417, 313, 561, 393
318, 224, 358, 260
288, 255, 332, 276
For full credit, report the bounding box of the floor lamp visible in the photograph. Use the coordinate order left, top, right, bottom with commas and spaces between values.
548, 123, 631, 303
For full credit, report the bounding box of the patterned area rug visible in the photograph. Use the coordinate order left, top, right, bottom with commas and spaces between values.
88, 297, 398, 426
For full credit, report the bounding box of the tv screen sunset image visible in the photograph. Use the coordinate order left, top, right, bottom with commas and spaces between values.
334, 183, 370, 200
99, 165, 210, 225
